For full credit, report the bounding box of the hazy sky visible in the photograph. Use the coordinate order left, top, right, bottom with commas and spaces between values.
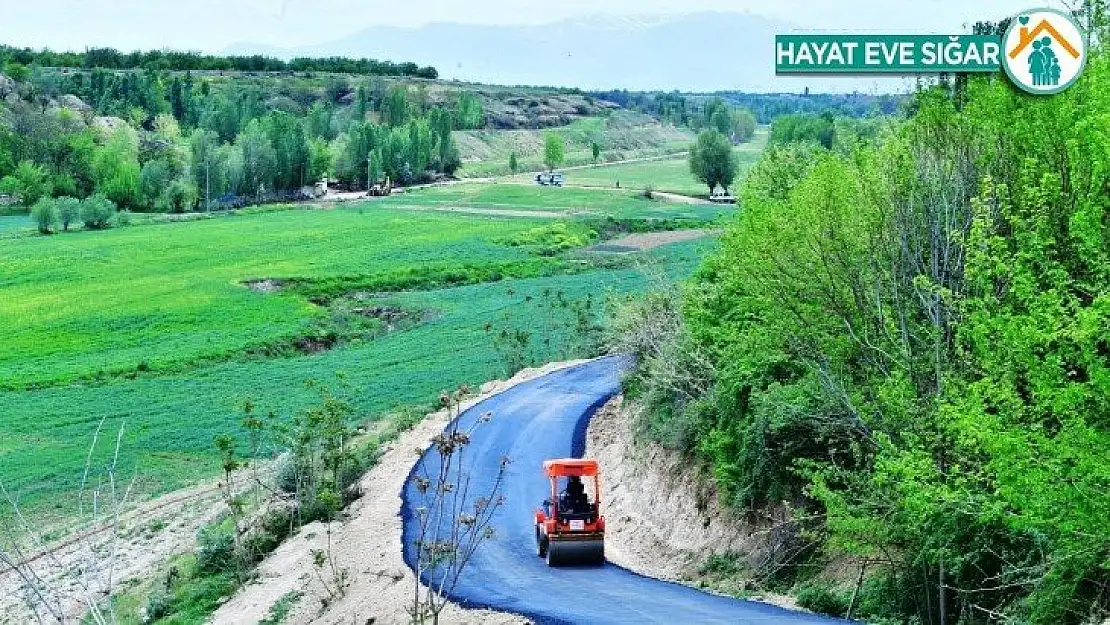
2, 0, 1041, 52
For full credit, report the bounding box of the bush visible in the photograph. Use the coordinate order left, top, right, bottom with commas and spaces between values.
30, 197, 57, 234
56, 196, 81, 231
274, 456, 300, 494
795, 583, 850, 617
239, 529, 281, 567
260, 507, 295, 539
115, 209, 133, 227
144, 585, 173, 622
81, 195, 117, 230
195, 523, 237, 575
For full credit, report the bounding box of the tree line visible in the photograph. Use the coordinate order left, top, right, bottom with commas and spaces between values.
0, 45, 437, 78
0, 67, 481, 222
618, 17, 1110, 624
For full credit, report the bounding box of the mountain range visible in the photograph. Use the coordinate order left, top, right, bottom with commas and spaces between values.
226, 12, 899, 93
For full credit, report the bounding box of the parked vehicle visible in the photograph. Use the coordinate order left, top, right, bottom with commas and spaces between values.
535, 172, 565, 186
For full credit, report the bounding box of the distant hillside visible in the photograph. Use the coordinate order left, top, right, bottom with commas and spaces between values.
227, 13, 799, 92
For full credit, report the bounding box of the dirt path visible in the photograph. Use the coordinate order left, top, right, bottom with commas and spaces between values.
380, 204, 568, 219
210, 360, 588, 625
587, 229, 716, 253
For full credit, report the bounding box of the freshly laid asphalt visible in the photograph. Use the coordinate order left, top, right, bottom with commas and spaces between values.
401, 355, 849, 624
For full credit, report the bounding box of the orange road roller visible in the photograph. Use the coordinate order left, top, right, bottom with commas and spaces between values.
534, 458, 605, 566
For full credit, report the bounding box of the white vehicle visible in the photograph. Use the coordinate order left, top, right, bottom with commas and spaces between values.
535, 172, 565, 186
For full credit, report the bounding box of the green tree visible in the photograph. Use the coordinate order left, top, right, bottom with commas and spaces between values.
236, 119, 276, 198
509, 151, 518, 174
731, 109, 757, 143
265, 112, 309, 190
307, 137, 332, 183
688, 130, 738, 194
591, 141, 601, 162
456, 92, 484, 130
383, 85, 409, 127
30, 197, 57, 234
92, 129, 141, 209
56, 196, 81, 231
189, 129, 225, 210
543, 133, 565, 172
0, 160, 53, 207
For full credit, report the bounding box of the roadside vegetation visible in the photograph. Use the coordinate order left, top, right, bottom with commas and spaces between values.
617, 16, 1110, 625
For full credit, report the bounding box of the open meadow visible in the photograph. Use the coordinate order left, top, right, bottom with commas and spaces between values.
383, 183, 734, 221
548, 127, 769, 195
0, 184, 724, 525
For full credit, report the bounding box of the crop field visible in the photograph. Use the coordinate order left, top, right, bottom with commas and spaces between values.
384, 183, 733, 221
0, 206, 550, 389
0, 187, 718, 524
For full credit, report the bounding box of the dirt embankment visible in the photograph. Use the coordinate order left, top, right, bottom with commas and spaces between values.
0, 469, 260, 623
584, 395, 798, 610
211, 361, 590, 625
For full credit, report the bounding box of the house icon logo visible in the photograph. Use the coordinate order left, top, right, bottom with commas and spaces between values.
1002, 8, 1087, 94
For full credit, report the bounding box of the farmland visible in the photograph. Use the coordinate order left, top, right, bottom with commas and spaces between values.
0, 185, 722, 524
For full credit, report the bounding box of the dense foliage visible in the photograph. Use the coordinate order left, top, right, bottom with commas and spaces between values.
592, 89, 899, 124
0, 45, 436, 78
626, 23, 1110, 625
0, 67, 467, 216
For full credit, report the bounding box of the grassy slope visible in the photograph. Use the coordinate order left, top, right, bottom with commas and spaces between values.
455, 112, 694, 177
0, 185, 721, 523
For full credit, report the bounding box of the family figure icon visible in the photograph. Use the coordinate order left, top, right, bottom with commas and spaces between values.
1028, 37, 1062, 86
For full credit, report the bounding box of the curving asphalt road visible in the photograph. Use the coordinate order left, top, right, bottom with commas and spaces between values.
401, 356, 848, 624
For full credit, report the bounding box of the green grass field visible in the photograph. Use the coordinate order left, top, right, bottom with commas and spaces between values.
0, 214, 33, 235
0, 185, 720, 525
550, 127, 770, 196
0, 207, 547, 389
384, 183, 733, 221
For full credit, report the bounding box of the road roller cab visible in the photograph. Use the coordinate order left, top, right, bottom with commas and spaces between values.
534, 458, 605, 566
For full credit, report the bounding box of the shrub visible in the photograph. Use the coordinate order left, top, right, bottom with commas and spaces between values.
260, 507, 295, 540
275, 456, 300, 494
56, 196, 81, 231
81, 195, 117, 230
195, 523, 237, 575
30, 197, 57, 234
144, 585, 173, 621
239, 529, 281, 566
795, 583, 849, 617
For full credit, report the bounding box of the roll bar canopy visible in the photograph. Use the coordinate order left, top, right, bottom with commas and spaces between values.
543, 458, 599, 477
